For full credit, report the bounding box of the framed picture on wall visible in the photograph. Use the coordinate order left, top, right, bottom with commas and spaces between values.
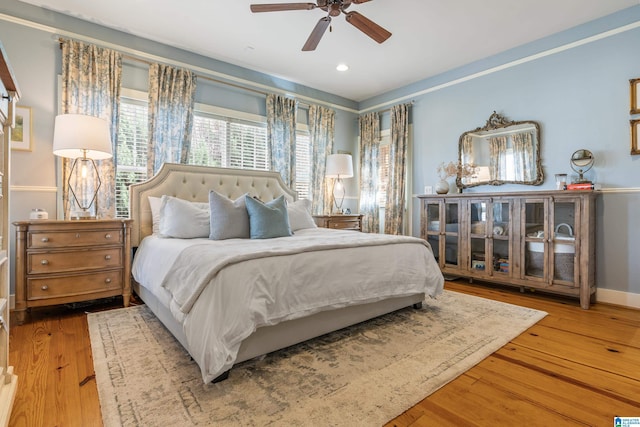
630, 79, 640, 115
631, 119, 640, 155
11, 106, 32, 151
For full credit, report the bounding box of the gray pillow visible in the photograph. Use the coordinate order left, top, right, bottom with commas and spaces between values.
208, 190, 250, 240
245, 195, 292, 239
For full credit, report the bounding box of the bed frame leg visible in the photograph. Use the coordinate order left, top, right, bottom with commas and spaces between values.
412, 302, 423, 309
212, 370, 230, 383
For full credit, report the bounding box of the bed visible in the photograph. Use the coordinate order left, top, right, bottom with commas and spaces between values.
129, 163, 444, 383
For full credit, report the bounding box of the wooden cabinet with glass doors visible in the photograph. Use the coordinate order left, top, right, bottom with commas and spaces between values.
419, 190, 599, 309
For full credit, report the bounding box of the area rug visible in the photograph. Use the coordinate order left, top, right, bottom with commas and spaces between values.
88, 290, 546, 426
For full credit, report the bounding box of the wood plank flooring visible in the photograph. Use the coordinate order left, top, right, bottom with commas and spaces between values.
8, 281, 640, 426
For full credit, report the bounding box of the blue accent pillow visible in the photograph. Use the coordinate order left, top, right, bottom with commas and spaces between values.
208, 190, 250, 240
245, 195, 292, 239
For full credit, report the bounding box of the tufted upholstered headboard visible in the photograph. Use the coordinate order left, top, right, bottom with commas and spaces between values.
129, 163, 297, 246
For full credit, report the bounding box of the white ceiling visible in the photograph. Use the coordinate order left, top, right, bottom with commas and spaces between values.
18, 0, 640, 101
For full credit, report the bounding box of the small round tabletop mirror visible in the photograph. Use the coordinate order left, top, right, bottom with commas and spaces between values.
570, 149, 594, 183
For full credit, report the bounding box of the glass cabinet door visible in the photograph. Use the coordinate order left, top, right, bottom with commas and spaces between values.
421, 199, 460, 270
490, 200, 511, 277
523, 199, 548, 281
467, 199, 512, 277
551, 199, 579, 286
423, 201, 441, 265
469, 200, 488, 273
443, 201, 460, 268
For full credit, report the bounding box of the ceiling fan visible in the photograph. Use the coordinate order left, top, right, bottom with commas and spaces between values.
250, 0, 392, 51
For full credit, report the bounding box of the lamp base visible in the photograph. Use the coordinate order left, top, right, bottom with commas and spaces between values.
70, 210, 97, 220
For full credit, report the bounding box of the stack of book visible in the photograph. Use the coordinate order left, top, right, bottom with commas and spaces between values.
563, 182, 595, 190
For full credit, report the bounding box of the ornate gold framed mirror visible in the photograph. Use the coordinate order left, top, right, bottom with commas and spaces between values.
457, 111, 543, 189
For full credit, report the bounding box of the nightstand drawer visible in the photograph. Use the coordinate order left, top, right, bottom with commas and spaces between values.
328, 220, 360, 230
28, 247, 122, 274
28, 229, 123, 249
27, 270, 123, 300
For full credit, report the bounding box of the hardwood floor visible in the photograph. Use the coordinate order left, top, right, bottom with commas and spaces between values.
8, 281, 640, 426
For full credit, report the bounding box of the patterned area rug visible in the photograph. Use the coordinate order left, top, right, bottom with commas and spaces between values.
88, 290, 546, 426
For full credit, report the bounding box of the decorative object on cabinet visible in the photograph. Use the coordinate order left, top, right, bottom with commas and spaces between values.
325, 153, 353, 213
436, 161, 478, 194
631, 119, 640, 155
10, 105, 31, 151
569, 149, 594, 184
554, 173, 567, 190
313, 214, 362, 231
0, 39, 20, 427
457, 111, 543, 189
419, 190, 599, 309
13, 219, 133, 325
630, 78, 640, 115
53, 114, 113, 218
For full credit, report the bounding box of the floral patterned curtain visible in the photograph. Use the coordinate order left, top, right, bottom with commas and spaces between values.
359, 112, 380, 233
267, 94, 298, 188
60, 39, 122, 219
308, 104, 335, 214
147, 63, 197, 176
461, 134, 474, 165
512, 131, 535, 181
384, 103, 410, 235
489, 136, 508, 180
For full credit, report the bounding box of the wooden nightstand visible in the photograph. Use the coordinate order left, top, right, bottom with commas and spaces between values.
313, 214, 363, 231
13, 219, 133, 324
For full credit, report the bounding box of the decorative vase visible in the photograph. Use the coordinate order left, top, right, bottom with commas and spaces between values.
435, 179, 450, 194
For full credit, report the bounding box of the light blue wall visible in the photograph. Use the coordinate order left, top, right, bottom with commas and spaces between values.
363, 7, 640, 295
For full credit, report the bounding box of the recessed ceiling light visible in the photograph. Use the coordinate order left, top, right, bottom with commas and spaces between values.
336, 63, 349, 72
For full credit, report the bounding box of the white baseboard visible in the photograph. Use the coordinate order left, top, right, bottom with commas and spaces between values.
596, 288, 640, 310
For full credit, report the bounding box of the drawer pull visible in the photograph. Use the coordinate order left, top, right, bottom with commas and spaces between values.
41, 285, 49, 291
105, 233, 112, 240
41, 259, 49, 265
41, 237, 49, 243
76, 233, 81, 238
105, 278, 112, 284
105, 255, 112, 261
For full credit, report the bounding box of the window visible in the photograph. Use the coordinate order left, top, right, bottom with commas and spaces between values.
295, 131, 311, 200
377, 133, 391, 206
115, 98, 149, 218
188, 113, 269, 171
115, 95, 312, 217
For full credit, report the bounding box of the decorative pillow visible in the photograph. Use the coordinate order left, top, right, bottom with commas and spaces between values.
245, 195, 292, 239
208, 190, 250, 240
158, 196, 210, 238
148, 196, 162, 234
287, 199, 317, 231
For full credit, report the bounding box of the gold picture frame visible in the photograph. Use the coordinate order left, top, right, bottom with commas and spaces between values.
11, 106, 32, 151
630, 79, 640, 115
631, 119, 640, 155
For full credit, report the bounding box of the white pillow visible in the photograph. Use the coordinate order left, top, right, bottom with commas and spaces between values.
158, 195, 210, 238
148, 196, 162, 234
287, 199, 317, 231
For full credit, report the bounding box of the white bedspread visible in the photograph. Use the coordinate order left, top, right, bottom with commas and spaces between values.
133, 228, 443, 382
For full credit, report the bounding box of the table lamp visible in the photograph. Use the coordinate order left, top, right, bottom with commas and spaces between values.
325, 153, 353, 213
53, 114, 113, 219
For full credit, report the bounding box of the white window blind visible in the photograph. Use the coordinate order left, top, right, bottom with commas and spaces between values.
115, 99, 149, 218
295, 131, 311, 200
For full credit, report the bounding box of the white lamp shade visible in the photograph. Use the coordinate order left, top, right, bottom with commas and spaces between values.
325, 153, 354, 178
52, 114, 113, 160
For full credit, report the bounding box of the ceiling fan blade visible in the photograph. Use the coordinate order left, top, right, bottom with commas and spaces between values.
250, 3, 317, 13
302, 16, 332, 51
352, 0, 373, 3
344, 11, 391, 44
